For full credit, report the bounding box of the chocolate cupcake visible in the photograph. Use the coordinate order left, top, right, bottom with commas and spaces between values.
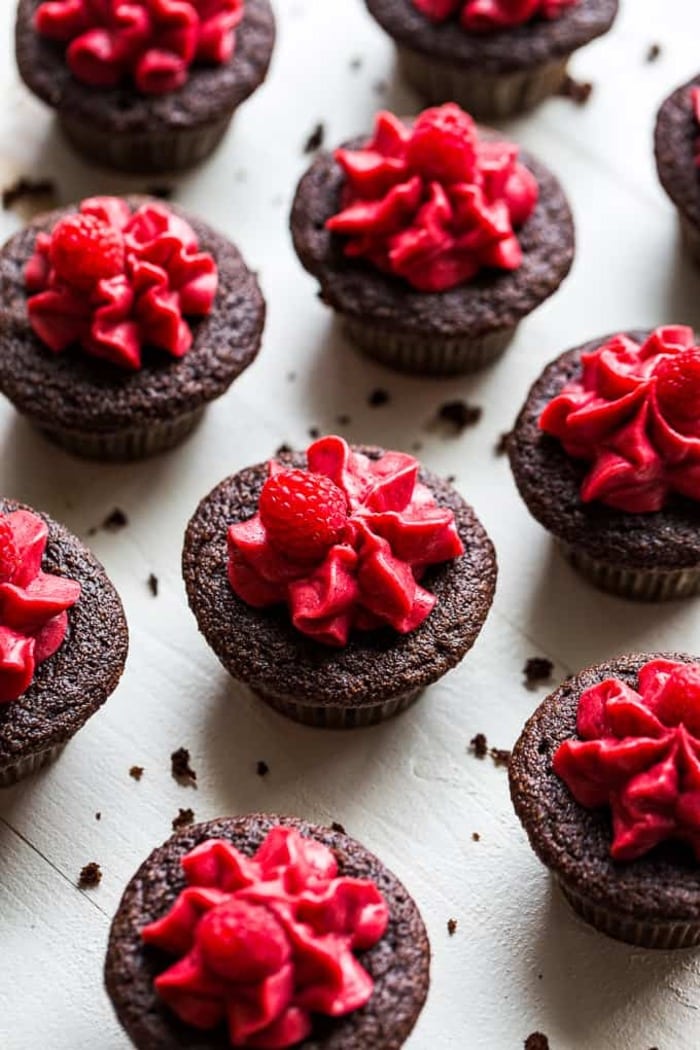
291, 104, 574, 376
16, 0, 276, 173
364, 0, 618, 119
510, 652, 700, 949
655, 73, 700, 263
105, 814, 430, 1048
509, 326, 700, 601
0, 498, 128, 786
0, 194, 265, 461
183, 435, 496, 728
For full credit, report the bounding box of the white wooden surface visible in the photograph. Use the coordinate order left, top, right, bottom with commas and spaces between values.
1, 2, 700, 1047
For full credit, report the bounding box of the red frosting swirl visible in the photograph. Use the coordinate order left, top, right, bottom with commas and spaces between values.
227, 436, 465, 647
25, 196, 218, 371
692, 87, 700, 167
0, 510, 81, 705
539, 326, 700, 513
326, 104, 538, 293
34, 0, 244, 94
141, 827, 389, 1048
410, 0, 577, 31
553, 660, 700, 862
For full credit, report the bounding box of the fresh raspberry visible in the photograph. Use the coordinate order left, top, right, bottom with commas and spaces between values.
0, 519, 19, 582
656, 350, 700, 421
406, 103, 477, 184
197, 901, 290, 982
49, 213, 125, 289
259, 469, 348, 562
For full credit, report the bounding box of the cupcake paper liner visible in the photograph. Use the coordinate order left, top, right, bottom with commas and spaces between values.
559, 543, 700, 601
558, 877, 700, 949
343, 314, 516, 375
0, 743, 66, 788
251, 685, 425, 729
35, 406, 206, 462
396, 46, 570, 120
678, 213, 700, 266
58, 111, 235, 174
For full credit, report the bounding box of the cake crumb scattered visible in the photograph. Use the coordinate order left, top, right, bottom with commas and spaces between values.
2, 176, 56, 211
129, 765, 144, 781
147, 573, 159, 597
447, 918, 458, 936
368, 388, 390, 408
558, 75, 593, 105
524, 1034, 550, 1050
331, 821, 346, 834
101, 507, 129, 532
171, 747, 197, 786
495, 431, 511, 456
435, 400, 482, 434
303, 122, 325, 154
472, 832, 480, 842
172, 808, 195, 831
78, 862, 102, 889
147, 184, 174, 200
490, 748, 511, 769
308, 426, 321, 439
524, 657, 554, 688
336, 413, 351, 426
646, 43, 661, 62
95, 812, 101, 821
256, 760, 269, 777
446, 474, 456, 484
469, 733, 488, 759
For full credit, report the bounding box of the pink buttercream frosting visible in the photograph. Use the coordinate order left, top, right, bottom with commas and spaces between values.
410, 0, 578, 31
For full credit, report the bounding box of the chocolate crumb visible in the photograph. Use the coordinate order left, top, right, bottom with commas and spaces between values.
524, 657, 554, 688
469, 733, 488, 759
95, 812, 101, 821
446, 474, 456, 484
646, 43, 661, 62
447, 918, 458, 936
490, 748, 511, 769
436, 400, 482, 433
2, 176, 56, 210
336, 414, 351, 426
147, 573, 159, 597
331, 821, 346, 834
78, 862, 102, 889
171, 747, 197, 786
558, 75, 593, 105
256, 760, 269, 777
525, 1034, 550, 1050
472, 832, 480, 841
308, 426, 321, 439
147, 185, 174, 200
495, 431, 511, 456
172, 807, 195, 831
275, 442, 293, 457
349, 56, 363, 72
303, 122, 325, 154
102, 508, 129, 532
129, 765, 144, 781
368, 388, 390, 407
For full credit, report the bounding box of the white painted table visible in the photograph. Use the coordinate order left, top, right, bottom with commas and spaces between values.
1, 2, 700, 1047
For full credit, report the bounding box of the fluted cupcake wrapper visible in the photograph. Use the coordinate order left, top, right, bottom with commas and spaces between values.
0, 743, 66, 788
559, 543, 700, 602
58, 111, 236, 174
558, 878, 700, 949
343, 314, 515, 376
396, 46, 570, 121
251, 685, 424, 729
33, 406, 206, 463
678, 214, 700, 266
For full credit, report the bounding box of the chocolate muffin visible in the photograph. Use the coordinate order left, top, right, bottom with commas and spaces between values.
508, 327, 700, 600
364, 0, 618, 119
0, 195, 265, 461
182, 438, 497, 728
0, 497, 128, 787
105, 814, 431, 1049
291, 107, 574, 376
510, 652, 700, 949
16, 0, 276, 173
655, 73, 700, 262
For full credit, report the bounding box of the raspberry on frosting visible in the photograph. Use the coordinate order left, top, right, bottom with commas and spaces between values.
553, 660, 700, 862
25, 196, 218, 370
34, 0, 244, 95
141, 826, 389, 1048
0, 510, 81, 704
326, 104, 539, 293
411, 0, 578, 31
227, 436, 465, 647
539, 326, 700, 513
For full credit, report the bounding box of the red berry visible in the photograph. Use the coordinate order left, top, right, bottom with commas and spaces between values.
0, 519, 18, 582
406, 103, 477, 184
197, 901, 290, 982
49, 213, 125, 289
259, 469, 348, 562
656, 350, 700, 421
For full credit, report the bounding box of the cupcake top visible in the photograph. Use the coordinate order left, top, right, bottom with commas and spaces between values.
33, 0, 244, 95
141, 825, 390, 1047
655, 74, 700, 229
326, 103, 538, 293
553, 657, 700, 862
25, 195, 218, 370
0, 508, 81, 703
227, 435, 465, 646
411, 0, 578, 32
539, 325, 700, 513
